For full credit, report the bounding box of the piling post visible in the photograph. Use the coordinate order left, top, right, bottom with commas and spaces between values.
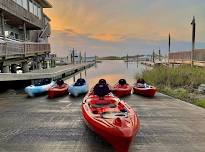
159, 48, 161, 61
79, 52, 82, 64
72, 48, 75, 64
84, 69, 87, 76
153, 50, 155, 63
95, 55, 97, 63
84, 52, 86, 63
191, 16, 196, 67
137, 55, 139, 67
168, 33, 171, 64
70, 50, 73, 64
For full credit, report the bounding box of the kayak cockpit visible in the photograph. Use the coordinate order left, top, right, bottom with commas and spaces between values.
87, 98, 129, 117
101, 111, 128, 119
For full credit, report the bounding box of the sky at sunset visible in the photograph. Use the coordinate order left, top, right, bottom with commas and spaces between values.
45, 0, 205, 57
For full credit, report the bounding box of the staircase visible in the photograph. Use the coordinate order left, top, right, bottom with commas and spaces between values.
38, 23, 51, 40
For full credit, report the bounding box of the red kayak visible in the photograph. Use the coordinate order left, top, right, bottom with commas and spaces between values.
112, 84, 132, 97
48, 83, 69, 98
133, 85, 157, 97
82, 93, 140, 152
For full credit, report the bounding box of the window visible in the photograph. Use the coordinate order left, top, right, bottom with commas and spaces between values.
17, 0, 22, 6
37, 7, 42, 19
22, 0, 28, 10
34, 4, 37, 16
29, 1, 33, 14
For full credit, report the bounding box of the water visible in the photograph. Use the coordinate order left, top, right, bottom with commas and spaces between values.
65, 60, 147, 87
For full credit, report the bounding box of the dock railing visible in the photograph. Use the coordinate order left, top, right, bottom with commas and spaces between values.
0, 41, 50, 59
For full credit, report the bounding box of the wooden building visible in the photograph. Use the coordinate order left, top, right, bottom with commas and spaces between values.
0, 0, 52, 73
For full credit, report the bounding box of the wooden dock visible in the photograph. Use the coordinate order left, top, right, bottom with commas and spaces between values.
141, 61, 155, 67
141, 61, 168, 67
0, 62, 95, 82
0, 91, 204, 152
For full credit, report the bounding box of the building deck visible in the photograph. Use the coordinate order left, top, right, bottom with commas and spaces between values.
0, 63, 95, 82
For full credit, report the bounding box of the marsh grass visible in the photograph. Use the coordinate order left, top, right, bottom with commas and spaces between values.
194, 99, 205, 108
138, 65, 205, 108
140, 65, 205, 89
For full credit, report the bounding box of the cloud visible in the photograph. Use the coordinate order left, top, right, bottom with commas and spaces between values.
45, 0, 205, 56
88, 34, 126, 42
49, 28, 205, 57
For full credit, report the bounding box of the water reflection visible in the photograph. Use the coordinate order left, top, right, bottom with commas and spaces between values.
65, 60, 147, 87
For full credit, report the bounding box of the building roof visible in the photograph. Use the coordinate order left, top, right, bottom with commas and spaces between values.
34, 0, 52, 8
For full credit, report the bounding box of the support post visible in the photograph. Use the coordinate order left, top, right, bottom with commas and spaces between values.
1, 11, 5, 40
37, 61, 42, 69
2, 65, 10, 73
22, 62, 29, 73
11, 64, 17, 73
23, 22, 27, 41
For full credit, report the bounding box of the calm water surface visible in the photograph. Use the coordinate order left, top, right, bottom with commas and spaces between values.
66, 60, 147, 87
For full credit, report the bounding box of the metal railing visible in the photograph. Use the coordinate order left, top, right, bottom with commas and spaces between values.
0, 41, 50, 59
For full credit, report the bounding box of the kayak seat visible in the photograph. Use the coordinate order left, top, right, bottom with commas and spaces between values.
34, 82, 43, 86
74, 78, 86, 86
93, 84, 111, 97
136, 83, 145, 88
57, 79, 64, 86
74, 82, 84, 86
119, 79, 127, 85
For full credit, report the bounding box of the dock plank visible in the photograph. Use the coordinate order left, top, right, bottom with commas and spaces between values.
0, 92, 204, 152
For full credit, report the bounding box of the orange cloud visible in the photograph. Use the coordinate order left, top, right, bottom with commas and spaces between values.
89, 34, 125, 42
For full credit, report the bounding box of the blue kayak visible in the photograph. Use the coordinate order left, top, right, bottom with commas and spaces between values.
68, 82, 89, 97
25, 81, 55, 97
